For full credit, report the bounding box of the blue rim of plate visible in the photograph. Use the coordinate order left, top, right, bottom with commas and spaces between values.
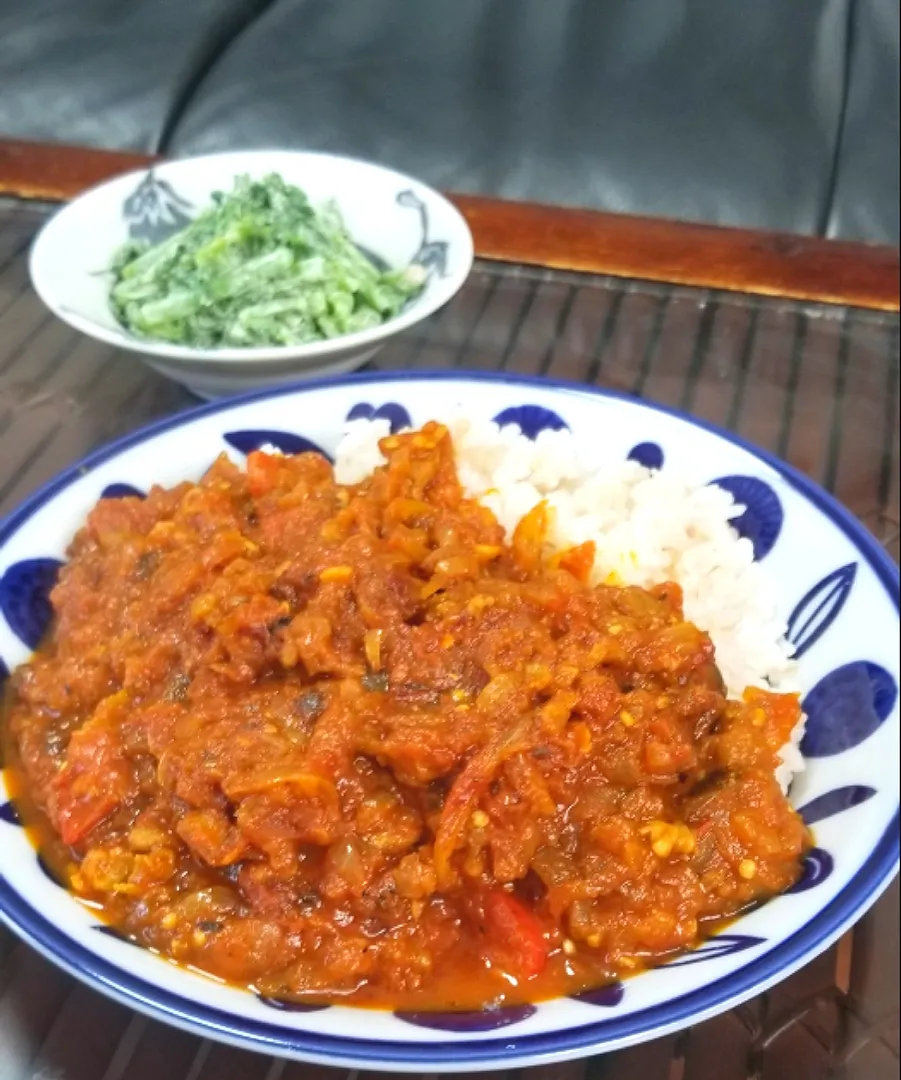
0, 370, 898, 1069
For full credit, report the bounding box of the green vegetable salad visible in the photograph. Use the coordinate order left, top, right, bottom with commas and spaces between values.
110, 174, 426, 347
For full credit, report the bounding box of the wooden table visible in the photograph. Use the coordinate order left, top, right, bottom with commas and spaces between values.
0, 142, 898, 1080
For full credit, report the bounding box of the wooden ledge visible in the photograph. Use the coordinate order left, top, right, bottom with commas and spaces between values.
452, 195, 900, 313
0, 139, 157, 204
1, 138, 898, 312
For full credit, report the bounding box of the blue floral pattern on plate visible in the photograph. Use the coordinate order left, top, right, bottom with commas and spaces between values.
347, 402, 412, 433
494, 405, 569, 438
710, 475, 783, 560
37, 853, 65, 889
786, 563, 857, 660
798, 786, 877, 826
94, 925, 138, 946
663, 934, 765, 968
1, 659, 20, 827
101, 482, 146, 500
257, 996, 331, 1014
627, 442, 664, 470
396, 1004, 537, 1032
572, 982, 626, 1007
801, 661, 898, 757
223, 430, 332, 461
786, 849, 834, 894
0, 557, 64, 650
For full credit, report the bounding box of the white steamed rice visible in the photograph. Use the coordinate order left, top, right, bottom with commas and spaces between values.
332, 414, 806, 791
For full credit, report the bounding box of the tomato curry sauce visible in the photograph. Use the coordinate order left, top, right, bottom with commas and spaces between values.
1, 423, 809, 1010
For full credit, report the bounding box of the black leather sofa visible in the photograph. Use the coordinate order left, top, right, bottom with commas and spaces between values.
1, 0, 898, 245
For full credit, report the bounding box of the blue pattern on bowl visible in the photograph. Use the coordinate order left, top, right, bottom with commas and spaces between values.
0, 557, 64, 650
123, 172, 194, 245
786, 849, 834, 894
37, 853, 65, 888
572, 982, 626, 1007
94, 925, 138, 946
256, 995, 332, 1014
801, 661, 898, 757
627, 441, 665, 470
347, 402, 412, 433
396, 189, 451, 279
223, 430, 332, 461
494, 405, 569, 438
798, 786, 877, 826
101, 482, 146, 500
396, 1004, 537, 1032
663, 934, 765, 968
710, 475, 783, 560
1, 663, 21, 826
0, 657, 11, 827
786, 563, 857, 660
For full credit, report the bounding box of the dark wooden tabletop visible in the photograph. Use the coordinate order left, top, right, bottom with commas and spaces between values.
0, 196, 898, 1080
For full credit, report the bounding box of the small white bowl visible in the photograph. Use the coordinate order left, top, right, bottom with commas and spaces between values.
29, 151, 474, 399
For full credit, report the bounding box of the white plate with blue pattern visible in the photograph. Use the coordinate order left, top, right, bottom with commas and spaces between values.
0, 373, 897, 1073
